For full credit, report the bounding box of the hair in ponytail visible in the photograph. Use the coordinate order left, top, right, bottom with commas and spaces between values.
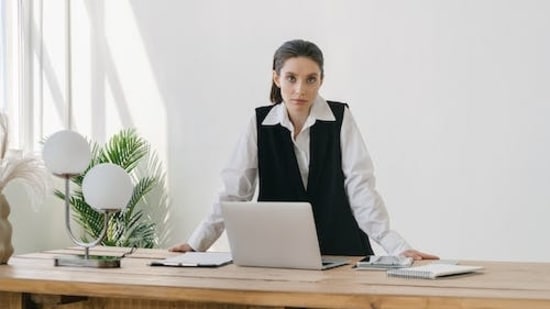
270, 39, 324, 104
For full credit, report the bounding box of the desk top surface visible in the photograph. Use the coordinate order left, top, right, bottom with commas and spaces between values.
2, 247, 550, 308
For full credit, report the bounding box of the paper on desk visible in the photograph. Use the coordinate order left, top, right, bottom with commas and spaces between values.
150, 252, 232, 267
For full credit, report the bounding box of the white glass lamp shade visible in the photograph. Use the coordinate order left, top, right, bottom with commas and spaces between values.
82, 163, 133, 211
42, 130, 91, 175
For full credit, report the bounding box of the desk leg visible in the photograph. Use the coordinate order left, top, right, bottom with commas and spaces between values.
0, 292, 23, 309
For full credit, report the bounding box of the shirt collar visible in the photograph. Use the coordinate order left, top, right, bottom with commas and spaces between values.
261, 96, 336, 129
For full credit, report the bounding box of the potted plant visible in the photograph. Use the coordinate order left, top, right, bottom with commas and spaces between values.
54, 128, 167, 248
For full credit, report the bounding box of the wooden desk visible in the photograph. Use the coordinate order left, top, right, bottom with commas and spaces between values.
1, 247, 550, 309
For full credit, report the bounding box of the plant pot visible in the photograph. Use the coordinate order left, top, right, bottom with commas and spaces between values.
0, 193, 14, 264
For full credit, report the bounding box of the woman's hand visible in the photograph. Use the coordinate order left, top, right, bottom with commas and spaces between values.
168, 243, 195, 252
401, 249, 439, 261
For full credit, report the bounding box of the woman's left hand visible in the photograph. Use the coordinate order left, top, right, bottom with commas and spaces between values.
401, 249, 439, 261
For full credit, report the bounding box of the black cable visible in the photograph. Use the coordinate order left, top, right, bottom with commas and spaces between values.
120, 245, 137, 258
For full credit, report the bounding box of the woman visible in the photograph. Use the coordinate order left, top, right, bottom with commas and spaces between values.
170, 39, 437, 260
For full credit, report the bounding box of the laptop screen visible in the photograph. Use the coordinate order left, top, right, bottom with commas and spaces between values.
221, 201, 348, 270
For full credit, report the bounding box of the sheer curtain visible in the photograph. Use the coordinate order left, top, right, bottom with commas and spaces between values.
1, 0, 70, 153
0, 0, 24, 150
1, 0, 73, 255
0, 1, 5, 112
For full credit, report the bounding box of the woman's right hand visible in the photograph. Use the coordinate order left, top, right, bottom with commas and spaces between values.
168, 243, 195, 252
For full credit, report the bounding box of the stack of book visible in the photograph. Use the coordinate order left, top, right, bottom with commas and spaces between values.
386, 263, 483, 279
355, 256, 483, 279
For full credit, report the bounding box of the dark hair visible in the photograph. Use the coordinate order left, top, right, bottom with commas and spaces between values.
269, 39, 324, 104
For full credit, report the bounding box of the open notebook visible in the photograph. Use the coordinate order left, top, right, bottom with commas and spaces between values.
386, 263, 483, 279
150, 252, 232, 267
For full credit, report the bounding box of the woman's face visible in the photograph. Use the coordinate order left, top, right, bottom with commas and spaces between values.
273, 56, 323, 114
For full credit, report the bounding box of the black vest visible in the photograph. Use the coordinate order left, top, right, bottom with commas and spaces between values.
256, 101, 374, 256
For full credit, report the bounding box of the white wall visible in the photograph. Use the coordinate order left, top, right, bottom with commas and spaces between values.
10, 0, 550, 262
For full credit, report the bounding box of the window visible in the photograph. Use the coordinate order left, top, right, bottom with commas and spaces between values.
2, 1, 165, 151
1, 0, 69, 152
1, 0, 24, 149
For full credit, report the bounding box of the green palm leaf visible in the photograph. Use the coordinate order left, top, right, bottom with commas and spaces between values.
53, 129, 165, 248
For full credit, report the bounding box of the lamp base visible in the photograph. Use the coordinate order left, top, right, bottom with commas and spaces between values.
54, 255, 121, 268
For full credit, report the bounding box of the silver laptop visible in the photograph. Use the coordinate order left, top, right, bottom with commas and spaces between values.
221, 201, 349, 270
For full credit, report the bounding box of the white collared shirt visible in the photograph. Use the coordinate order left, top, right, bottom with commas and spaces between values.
187, 96, 412, 255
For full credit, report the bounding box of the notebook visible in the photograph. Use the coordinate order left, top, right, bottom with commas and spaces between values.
150, 252, 232, 267
386, 263, 483, 279
221, 201, 349, 270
